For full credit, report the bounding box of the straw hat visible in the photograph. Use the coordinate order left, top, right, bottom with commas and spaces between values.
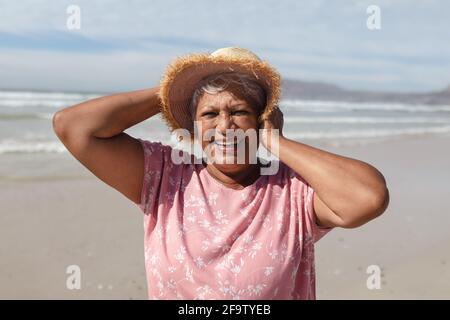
158, 47, 281, 134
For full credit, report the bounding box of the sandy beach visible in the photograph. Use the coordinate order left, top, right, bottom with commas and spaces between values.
316, 135, 450, 299
1, 134, 449, 299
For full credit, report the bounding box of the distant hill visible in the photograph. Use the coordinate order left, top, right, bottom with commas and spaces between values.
281, 79, 450, 105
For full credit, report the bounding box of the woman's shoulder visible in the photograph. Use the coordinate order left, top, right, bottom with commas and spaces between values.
138, 138, 171, 153
267, 160, 310, 187
138, 139, 203, 165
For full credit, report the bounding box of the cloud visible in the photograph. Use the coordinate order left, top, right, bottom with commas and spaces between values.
0, 0, 449, 92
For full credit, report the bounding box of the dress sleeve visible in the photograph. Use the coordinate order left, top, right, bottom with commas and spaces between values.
136, 138, 170, 215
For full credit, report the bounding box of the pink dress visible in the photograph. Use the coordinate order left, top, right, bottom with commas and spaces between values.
137, 139, 333, 300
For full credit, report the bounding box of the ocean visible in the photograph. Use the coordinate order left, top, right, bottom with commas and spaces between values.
1, 89, 450, 180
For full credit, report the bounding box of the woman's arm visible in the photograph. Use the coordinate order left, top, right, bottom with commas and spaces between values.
261, 108, 390, 229
52, 87, 161, 204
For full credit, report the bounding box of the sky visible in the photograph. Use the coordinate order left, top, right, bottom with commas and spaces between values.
0, 0, 449, 93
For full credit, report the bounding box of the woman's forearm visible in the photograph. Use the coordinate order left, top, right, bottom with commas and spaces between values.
277, 136, 389, 225
54, 87, 161, 139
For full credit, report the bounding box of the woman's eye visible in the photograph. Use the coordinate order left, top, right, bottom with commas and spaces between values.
232, 110, 249, 116
202, 112, 217, 117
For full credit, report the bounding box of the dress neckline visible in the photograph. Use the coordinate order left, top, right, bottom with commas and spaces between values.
196, 161, 267, 192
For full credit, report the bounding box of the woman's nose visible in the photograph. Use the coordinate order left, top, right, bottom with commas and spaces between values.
216, 113, 234, 135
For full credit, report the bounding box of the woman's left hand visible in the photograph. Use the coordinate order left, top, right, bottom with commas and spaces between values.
260, 106, 284, 153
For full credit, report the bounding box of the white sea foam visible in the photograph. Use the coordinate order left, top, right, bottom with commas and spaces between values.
281, 99, 450, 113
1, 90, 450, 113
284, 116, 450, 124
286, 125, 450, 140
0, 90, 101, 108
1, 90, 450, 154
2, 125, 450, 155
0, 139, 67, 154
0, 112, 54, 120
0, 91, 100, 100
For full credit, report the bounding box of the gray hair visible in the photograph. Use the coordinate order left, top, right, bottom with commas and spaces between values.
189, 72, 266, 121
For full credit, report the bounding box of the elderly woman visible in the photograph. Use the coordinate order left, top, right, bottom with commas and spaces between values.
53, 47, 389, 300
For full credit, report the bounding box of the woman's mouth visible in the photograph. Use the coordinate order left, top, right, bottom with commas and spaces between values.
214, 140, 238, 151
212, 139, 244, 154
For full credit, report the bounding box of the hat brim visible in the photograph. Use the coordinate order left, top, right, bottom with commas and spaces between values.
159, 53, 281, 134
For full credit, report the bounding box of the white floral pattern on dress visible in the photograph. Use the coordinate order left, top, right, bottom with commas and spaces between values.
137, 139, 333, 300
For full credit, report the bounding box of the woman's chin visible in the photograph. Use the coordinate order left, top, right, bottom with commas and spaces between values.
204, 151, 241, 167
208, 143, 251, 163
207, 154, 239, 165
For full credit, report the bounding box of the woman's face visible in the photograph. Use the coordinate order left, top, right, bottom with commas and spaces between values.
194, 86, 261, 175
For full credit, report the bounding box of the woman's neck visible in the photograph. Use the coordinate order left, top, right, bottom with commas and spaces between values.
204, 162, 262, 190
